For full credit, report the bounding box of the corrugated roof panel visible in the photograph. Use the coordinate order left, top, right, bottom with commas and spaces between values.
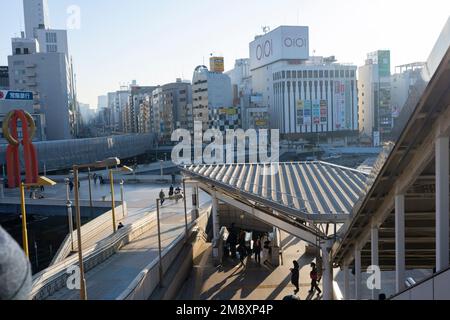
183, 162, 368, 217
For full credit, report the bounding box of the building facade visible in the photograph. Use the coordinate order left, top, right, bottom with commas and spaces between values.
248, 26, 358, 140
192, 65, 235, 131
0, 67, 9, 88
358, 50, 392, 145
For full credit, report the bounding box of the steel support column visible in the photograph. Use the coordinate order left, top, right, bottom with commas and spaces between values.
354, 246, 361, 300
371, 223, 379, 300
436, 136, 449, 272
321, 243, 333, 300
395, 194, 406, 293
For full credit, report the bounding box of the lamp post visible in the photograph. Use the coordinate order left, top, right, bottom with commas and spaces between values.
72, 157, 121, 301
156, 198, 163, 286
65, 178, 74, 251
160, 160, 164, 178
109, 166, 133, 231
19, 176, 58, 258
120, 180, 125, 219
182, 179, 188, 241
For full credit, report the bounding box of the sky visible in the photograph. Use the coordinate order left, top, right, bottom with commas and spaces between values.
1, 0, 449, 107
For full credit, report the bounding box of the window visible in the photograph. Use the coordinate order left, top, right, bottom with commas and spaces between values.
46, 32, 57, 43
340, 70, 344, 78
286, 71, 291, 78
314, 70, 318, 78
292, 71, 297, 79
15, 48, 21, 55
24, 48, 29, 54
325, 70, 329, 78
297, 71, 302, 78
308, 70, 313, 78
47, 45, 57, 52
319, 70, 324, 78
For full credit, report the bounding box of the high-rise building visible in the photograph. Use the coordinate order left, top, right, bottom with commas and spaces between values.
391, 62, 425, 120
192, 65, 235, 131
358, 50, 392, 145
0, 67, 9, 88
23, 0, 50, 39
151, 80, 192, 141
7, 0, 76, 140
130, 86, 158, 133
249, 26, 358, 141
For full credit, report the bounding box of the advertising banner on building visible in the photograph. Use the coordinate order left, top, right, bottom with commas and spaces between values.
296, 100, 304, 126
320, 100, 328, 124
303, 100, 312, 125
334, 81, 346, 130
0, 90, 33, 101
312, 100, 321, 125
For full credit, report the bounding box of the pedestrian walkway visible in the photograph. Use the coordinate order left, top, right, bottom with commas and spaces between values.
46, 197, 200, 300
178, 232, 320, 300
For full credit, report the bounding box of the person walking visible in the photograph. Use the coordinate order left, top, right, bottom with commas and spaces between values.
69, 181, 74, 193
290, 261, 300, 294
159, 189, 166, 205
93, 173, 98, 185
169, 185, 174, 197
309, 262, 322, 296
253, 238, 262, 265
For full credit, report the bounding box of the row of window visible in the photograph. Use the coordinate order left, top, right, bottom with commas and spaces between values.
273, 69, 356, 81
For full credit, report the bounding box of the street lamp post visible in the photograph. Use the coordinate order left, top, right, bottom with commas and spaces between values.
120, 180, 125, 219
87, 168, 93, 209
19, 176, 58, 258
73, 166, 87, 300
156, 199, 163, 287
160, 160, 164, 178
65, 178, 74, 251
182, 179, 188, 241
19, 183, 29, 257
109, 169, 117, 233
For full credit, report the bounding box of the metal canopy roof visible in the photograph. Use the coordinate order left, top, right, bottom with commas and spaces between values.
183, 162, 369, 223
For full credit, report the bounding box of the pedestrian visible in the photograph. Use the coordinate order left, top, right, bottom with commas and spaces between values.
253, 238, 262, 264
69, 181, 74, 192
159, 189, 165, 205
169, 185, 174, 197
40, 185, 44, 192
118, 222, 124, 230
227, 223, 238, 258
77, 180, 80, 190
290, 261, 300, 294
238, 243, 246, 267
263, 236, 271, 265
309, 262, 322, 296
93, 173, 98, 185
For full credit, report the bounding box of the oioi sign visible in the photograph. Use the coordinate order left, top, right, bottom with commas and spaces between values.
250, 26, 309, 71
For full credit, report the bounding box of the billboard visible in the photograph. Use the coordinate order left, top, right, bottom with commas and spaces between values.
303, 100, 312, 125
250, 26, 309, 71
0, 90, 33, 101
210, 56, 225, 73
312, 100, 321, 125
296, 100, 304, 126
334, 81, 346, 130
320, 100, 328, 124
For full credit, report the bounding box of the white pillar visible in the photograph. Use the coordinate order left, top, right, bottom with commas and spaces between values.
354, 246, 361, 300
371, 224, 379, 300
395, 194, 405, 293
212, 192, 220, 241
343, 264, 350, 300
436, 136, 449, 272
321, 243, 333, 300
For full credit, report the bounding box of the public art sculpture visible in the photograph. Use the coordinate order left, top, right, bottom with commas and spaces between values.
2, 110, 39, 188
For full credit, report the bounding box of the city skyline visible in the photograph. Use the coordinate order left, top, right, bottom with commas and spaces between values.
1, 0, 449, 107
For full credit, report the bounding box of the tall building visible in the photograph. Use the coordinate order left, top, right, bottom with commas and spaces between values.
358, 50, 392, 145
249, 26, 358, 141
0, 67, 8, 88
192, 65, 235, 131
7, 0, 76, 140
23, 0, 50, 39
391, 62, 425, 120
151, 80, 192, 141
130, 86, 158, 133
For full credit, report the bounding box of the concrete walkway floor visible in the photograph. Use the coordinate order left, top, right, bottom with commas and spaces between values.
178, 233, 322, 300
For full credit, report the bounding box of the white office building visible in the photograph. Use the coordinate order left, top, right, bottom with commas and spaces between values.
249, 26, 358, 139
7, 0, 76, 140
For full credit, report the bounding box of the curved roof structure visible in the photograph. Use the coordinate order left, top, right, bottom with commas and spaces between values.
183, 162, 369, 223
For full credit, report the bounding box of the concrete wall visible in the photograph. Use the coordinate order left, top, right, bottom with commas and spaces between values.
392, 268, 450, 300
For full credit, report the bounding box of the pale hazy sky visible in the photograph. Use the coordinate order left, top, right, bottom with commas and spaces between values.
1, 0, 449, 107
